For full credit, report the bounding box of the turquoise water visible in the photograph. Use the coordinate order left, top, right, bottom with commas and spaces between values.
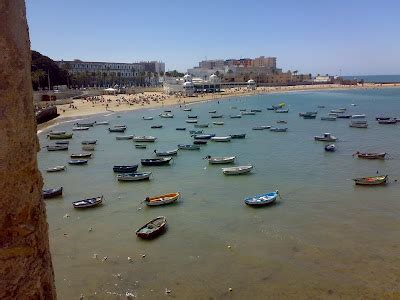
38, 88, 400, 299
343, 74, 400, 83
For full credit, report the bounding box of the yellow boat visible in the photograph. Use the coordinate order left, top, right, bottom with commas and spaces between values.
145, 192, 180, 206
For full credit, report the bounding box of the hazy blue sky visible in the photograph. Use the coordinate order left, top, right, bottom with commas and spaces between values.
26, 0, 399, 75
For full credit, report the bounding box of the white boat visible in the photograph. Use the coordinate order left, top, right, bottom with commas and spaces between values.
314, 133, 337, 142
95, 121, 109, 125
142, 116, 154, 120
222, 165, 253, 175
331, 109, 346, 113
211, 136, 231, 142
133, 136, 157, 142
183, 107, 192, 111
351, 114, 366, 119
116, 135, 134, 140
159, 113, 174, 118
117, 172, 152, 181
46, 165, 66, 172
154, 149, 178, 156
241, 111, 256, 115
205, 156, 236, 164
186, 119, 198, 123
73, 126, 90, 131
213, 121, 224, 125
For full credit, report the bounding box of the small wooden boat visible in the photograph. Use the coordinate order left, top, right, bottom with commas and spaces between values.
353, 175, 388, 186
72, 195, 103, 208
46, 165, 66, 172
325, 144, 336, 152
299, 112, 317, 117
239, 109, 247, 111
267, 107, 275, 111
222, 165, 253, 175
72, 126, 90, 131
230, 134, 246, 139
136, 216, 167, 239
95, 121, 109, 125
75, 122, 95, 127
116, 135, 134, 140
378, 118, 397, 124
151, 125, 163, 129
353, 152, 386, 159
113, 165, 139, 173
141, 157, 172, 166
187, 115, 198, 118
117, 172, 151, 181
230, 115, 242, 119
48, 133, 73, 140
135, 144, 147, 149
154, 149, 178, 156
213, 121, 224, 125
108, 127, 126, 133
337, 115, 352, 119
211, 136, 231, 142
193, 139, 207, 145
270, 127, 288, 132
176, 127, 186, 131
251, 109, 262, 112
277, 120, 287, 124
321, 116, 337, 121
68, 159, 88, 165
244, 191, 279, 206
55, 141, 69, 145
252, 126, 270, 130
314, 133, 337, 142
145, 193, 180, 206
133, 136, 157, 142
177, 144, 200, 150
331, 109, 346, 113
186, 119, 198, 123
142, 116, 154, 120
241, 111, 256, 115
46, 145, 68, 151
208, 110, 217, 113
211, 114, 223, 118
164, 109, 172, 113
70, 153, 92, 159
351, 114, 366, 119
376, 117, 391, 121
349, 122, 368, 128
159, 113, 174, 118
192, 134, 215, 139
49, 130, 66, 135
43, 187, 63, 199
303, 114, 317, 119
114, 125, 127, 128
81, 140, 97, 145
205, 155, 236, 164
189, 130, 203, 134
183, 107, 192, 111
194, 124, 209, 128
82, 145, 95, 151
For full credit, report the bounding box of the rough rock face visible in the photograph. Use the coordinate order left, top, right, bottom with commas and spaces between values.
0, 1, 56, 299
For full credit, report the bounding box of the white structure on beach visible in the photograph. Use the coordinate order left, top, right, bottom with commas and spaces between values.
247, 79, 256, 90
183, 81, 195, 96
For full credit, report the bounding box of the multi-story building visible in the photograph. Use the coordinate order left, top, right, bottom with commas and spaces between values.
57, 59, 165, 87
199, 59, 225, 69
251, 56, 276, 68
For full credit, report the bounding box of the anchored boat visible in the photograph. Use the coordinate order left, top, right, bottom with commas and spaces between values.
145, 192, 180, 206
72, 195, 103, 208
353, 175, 388, 186
244, 191, 279, 206
136, 216, 167, 239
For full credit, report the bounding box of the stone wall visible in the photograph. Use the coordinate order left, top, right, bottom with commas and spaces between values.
0, 1, 56, 298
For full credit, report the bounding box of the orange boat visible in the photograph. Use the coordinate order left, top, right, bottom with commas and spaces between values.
353, 175, 388, 186
145, 192, 180, 206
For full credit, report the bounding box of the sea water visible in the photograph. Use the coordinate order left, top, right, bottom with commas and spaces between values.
38, 88, 400, 299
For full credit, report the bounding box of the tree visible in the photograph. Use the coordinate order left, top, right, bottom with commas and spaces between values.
31, 69, 46, 89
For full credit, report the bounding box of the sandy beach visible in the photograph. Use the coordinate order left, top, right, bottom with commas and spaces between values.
37, 83, 400, 132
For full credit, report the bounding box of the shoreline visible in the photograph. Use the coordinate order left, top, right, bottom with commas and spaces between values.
37, 83, 400, 133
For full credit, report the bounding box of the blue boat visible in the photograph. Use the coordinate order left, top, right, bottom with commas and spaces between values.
244, 191, 279, 206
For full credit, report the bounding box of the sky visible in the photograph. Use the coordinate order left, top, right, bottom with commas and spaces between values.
26, 0, 400, 75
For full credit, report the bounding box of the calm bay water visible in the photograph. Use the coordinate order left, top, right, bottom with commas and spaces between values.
343, 74, 400, 83
38, 88, 400, 299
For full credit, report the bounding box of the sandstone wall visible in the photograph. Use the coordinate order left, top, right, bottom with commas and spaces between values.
0, 0, 56, 298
